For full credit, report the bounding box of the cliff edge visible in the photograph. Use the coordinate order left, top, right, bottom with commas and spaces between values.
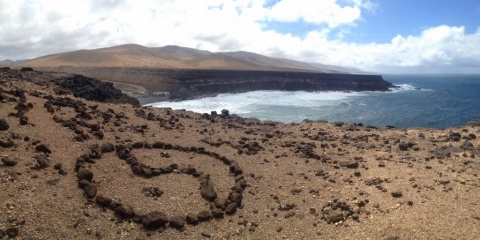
36, 67, 395, 101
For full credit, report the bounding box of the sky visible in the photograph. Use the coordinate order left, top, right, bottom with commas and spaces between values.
0, 0, 479, 74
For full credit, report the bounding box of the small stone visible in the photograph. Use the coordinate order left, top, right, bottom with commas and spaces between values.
35, 155, 50, 169
95, 196, 112, 207
0, 119, 9, 131
77, 169, 94, 182
398, 143, 409, 151
200, 180, 217, 201
384, 236, 399, 240
169, 216, 186, 229
340, 161, 359, 169
84, 184, 97, 198
212, 208, 224, 219
53, 163, 62, 170
201, 232, 211, 238
391, 191, 403, 198
186, 213, 199, 225
78, 179, 90, 189
115, 204, 134, 218
100, 143, 115, 153
225, 203, 238, 215
0, 140, 14, 148
197, 210, 212, 222
46, 178, 61, 186
141, 211, 169, 229
276, 226, 283, 232
35, 144, 52, 154
5, 227, 19, 238
1, 157, 18, 166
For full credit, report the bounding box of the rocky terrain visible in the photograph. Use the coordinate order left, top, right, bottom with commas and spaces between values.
1, 68, 480, 239
35, 67, 394, 101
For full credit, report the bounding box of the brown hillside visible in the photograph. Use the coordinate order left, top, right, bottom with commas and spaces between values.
20, 44, 191, 68
16, 44, 341, 72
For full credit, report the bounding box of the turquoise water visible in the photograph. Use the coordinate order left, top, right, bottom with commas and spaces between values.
149, 75, 480, 129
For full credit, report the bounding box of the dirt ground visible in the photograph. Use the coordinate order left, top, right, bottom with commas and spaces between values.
1, 69, 479, 239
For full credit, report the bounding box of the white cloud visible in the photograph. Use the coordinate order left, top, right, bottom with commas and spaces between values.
0, 0, 479, 73
264, 0, 362, 27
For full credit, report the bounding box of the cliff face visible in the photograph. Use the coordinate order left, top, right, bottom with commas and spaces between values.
36, 67, 395, 101
166, 70, 394, 100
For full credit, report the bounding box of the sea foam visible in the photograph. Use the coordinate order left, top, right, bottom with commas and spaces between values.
149, 90, 364, 116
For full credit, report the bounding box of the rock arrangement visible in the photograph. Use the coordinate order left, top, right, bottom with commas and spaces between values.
36, 87, 247, 231
73, 141, 246, 230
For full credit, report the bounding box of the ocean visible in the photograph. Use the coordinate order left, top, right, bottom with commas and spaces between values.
148, 75, 480, 129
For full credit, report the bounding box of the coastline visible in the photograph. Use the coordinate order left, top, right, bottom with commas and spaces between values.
34, 67, 395, 101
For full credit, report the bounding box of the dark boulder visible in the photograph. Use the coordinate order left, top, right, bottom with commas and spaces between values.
169, 216, 186, 229
35, 144, 52, 154
398, 143, 409, 151
186, 213, 199, 225
115, 204, 134, 218
1, 157, 18, 166
197, 210, 212, 222
95, 196, 112, 207
84, 183, 97, 198
0, 119, 9, 131
200, 180, 217, 201
100, 143, 115, 153
141, 211, 169, 229
225, 202, 238, 215
77, 169, 94, 182
35, 155, 50, 169
340, 161, 359, 169
0, 140, 14, 148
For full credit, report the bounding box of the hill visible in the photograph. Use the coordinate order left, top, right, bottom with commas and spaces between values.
15, 44, 358, 73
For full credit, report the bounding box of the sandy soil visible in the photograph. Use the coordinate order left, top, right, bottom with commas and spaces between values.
1, 69, 479, 239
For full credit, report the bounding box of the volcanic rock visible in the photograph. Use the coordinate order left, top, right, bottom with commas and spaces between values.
0, 119, 9, 131
340, 160, 359, 169
100, 143, 115, 153
169, 216, 186, 229
141, 211, 169, 229
225, 203, 238, 215
186, 213, 199, 225
391, 191, 403, 198
200, 180, 217, 201
5, 227, 19, 238
197, 210, 213, 222
0, 140, 14, 148
84, 183, 97, 198
95, 196, 112, 207
115, 204, 134, 218
1, 157, 18, 166
35, 144, 52, 154
77, 169, 94, 182
35, 155, 50, 169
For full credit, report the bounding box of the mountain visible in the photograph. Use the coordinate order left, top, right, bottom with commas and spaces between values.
15, 44, 355, 73
0, 59, 28, 66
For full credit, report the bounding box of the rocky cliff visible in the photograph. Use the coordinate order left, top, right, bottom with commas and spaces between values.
165, 69, 394, 100
36, 67, 395, 101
